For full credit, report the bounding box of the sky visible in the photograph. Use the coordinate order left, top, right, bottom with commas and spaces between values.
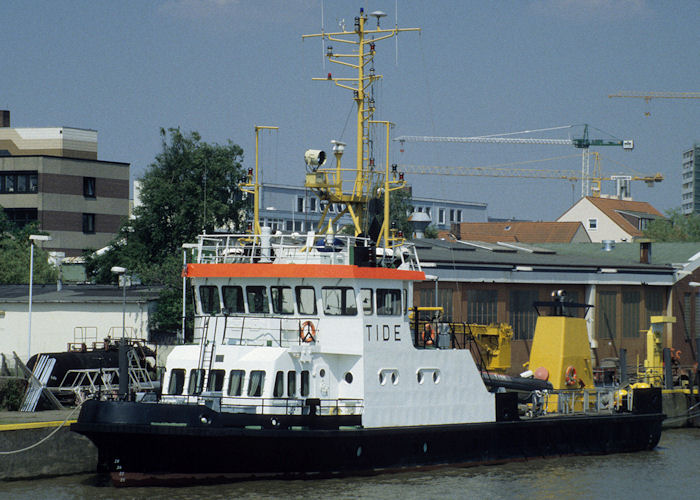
3, 0, 700, 221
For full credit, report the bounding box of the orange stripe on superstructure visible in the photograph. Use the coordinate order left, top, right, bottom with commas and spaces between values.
185, 263, 425, 281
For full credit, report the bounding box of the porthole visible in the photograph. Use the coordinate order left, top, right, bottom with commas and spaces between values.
345, 372, 353, 384
319, 368, 326, 378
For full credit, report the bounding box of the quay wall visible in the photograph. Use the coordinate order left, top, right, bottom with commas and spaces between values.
0, 422, 96, 480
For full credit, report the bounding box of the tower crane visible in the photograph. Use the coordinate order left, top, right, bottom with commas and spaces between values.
608, 91, 700, 116
398, 151, 663, 199
395, 125, 634, 197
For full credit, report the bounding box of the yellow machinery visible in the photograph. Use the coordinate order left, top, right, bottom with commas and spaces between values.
640, 316, 676, 386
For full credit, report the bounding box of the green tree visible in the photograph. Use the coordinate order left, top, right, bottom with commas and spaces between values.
86, 128, 248, 338
643, 208, 700, 242
0, 213, 56, 284
424, 224, 439, 239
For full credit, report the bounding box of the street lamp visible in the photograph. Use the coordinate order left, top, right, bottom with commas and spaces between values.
110, 266, 127, 339
28, 234, 51, 361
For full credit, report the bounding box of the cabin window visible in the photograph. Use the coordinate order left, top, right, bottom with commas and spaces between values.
287, 371, 297, 396
273, 371, 285, 397
228, 369, 245, 396
207, 369, 225, 392
248, 370, 266, 397
199, 286, 221, 315
360, 288, 373, 315
246, 286, 270, 314
222, 286, 245, 314
167, 369, 185, 395
188, 369, 205, 395
377, 289, 402, 316
300, 370, 310, 397
322, 287, 357, 316
271, 286, 295, 315
296, 286, 317, 315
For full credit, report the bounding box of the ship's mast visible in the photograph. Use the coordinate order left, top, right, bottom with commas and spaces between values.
303, 8, 418, 241
240, 125, 278, 235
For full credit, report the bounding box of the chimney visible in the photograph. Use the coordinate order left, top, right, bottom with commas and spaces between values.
640, 240, 652, 264
0, 110, 9, 127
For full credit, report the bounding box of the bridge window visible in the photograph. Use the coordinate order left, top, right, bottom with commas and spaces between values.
271, 286, 295, 314
248, 370, 266, 397
188, 369, 205, 395
199, 286, 221, 314
322, 287, 357, 316
246, 286, 269, 314
207, 369, 225, 392
222, 286, 244, 314
296, 286, 317, 315
228, 369, 244, 396
300, 370, 310, 397
167, 368, 185, 395
273, 371, 285, 397
287, 371, 297, 397
377, 289, 402, 316
360, 288, 373, 315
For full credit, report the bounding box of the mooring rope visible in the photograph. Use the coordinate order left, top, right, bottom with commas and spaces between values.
0, 404, 82, 455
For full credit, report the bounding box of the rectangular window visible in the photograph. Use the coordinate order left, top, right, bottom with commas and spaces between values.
322, 287, 357, 316
376, 288, 402, 316
645, 288, 665, 327
16, 174, 28, 192
449, 209, 455, 223
228, 370, 245, 396
622, 291, 640, 338
28, 173, 38, 192
207, 369, 225, 392
509, 290, 539, 340
296, 196, 305, 213
4, 208, 38, 228
295, 286, 317, 315
588, 218, 598, 230
199, 286, 221, 314
222, 286, 244, 314
247, 370, 265, 397
309, 198, 317, 212
82, 213, 95, 234
456, 210, 462, 222
167, 369, 185, 395
300, 370, 310, 397
287, 371, 297, 397
5, 175, 15, 192
271, 286, 295, 314
246, 286, 270, 313
273, 371, 285, 398
438, 208, 446, 225
597, 291, 617, 340
294, 220, 303, 232
285, 220, 293, 231
466, 289, 498, 324
188, 369, 205, 395
83, 177, 96, 198
360, 288, 373, 315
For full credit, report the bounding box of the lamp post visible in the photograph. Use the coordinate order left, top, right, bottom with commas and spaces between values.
110, 266, 128, 399
28, 234, 51, 361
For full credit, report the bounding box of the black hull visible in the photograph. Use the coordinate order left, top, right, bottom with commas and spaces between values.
71, 399, 664, 487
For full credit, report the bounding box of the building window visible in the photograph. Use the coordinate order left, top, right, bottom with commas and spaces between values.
82, 213, 96, 233
296, 196, 305, 213
509, 290, 539, 340
456, 210, 462, 222
0, 172, 38, 193
449, 209, 455, 223
4, 208, 37, 228
309, 197, 317, 212
466, 289, 498, 324
438, 208, 446, 225
645, 289, 665, 327
83, 177, 96, 198
588, 218, 597, 230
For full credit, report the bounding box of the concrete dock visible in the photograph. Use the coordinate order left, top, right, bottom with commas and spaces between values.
0, 408, 97, 480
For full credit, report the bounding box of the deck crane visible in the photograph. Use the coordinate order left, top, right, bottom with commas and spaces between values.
398, 151, 663, 199
395, 125, 634, 197
608, 91, 700, 116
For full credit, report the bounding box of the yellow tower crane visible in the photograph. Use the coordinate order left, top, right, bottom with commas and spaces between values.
398, 152, 663, 199
609, 91, 700, 116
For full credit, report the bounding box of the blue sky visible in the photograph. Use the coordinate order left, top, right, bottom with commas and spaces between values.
3, 1, 699, 220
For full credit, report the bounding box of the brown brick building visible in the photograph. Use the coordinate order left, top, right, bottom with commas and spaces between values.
0, 110, 129, 256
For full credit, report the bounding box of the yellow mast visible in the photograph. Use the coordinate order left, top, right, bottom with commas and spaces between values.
302, 9, 418, 237
240, 125, 278, 235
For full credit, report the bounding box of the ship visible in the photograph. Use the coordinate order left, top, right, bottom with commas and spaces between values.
71, 7, 664, 486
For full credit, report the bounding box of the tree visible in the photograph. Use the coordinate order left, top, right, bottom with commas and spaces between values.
424, 224, 439, 239
0, 212, 56, 284
643, 208, 700, 242
86, 128, 248, 337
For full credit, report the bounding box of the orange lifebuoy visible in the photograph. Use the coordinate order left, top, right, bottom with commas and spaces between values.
423, 323, 436, 346
300, 321, 316, 343
565, 365, 578, 386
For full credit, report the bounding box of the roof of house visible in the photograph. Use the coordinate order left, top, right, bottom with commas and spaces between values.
0, 284, 162, 304
449, 221, 588, 243
580, 197, 664, 238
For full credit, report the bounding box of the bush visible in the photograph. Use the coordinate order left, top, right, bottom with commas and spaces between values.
0, 378, 27, 411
